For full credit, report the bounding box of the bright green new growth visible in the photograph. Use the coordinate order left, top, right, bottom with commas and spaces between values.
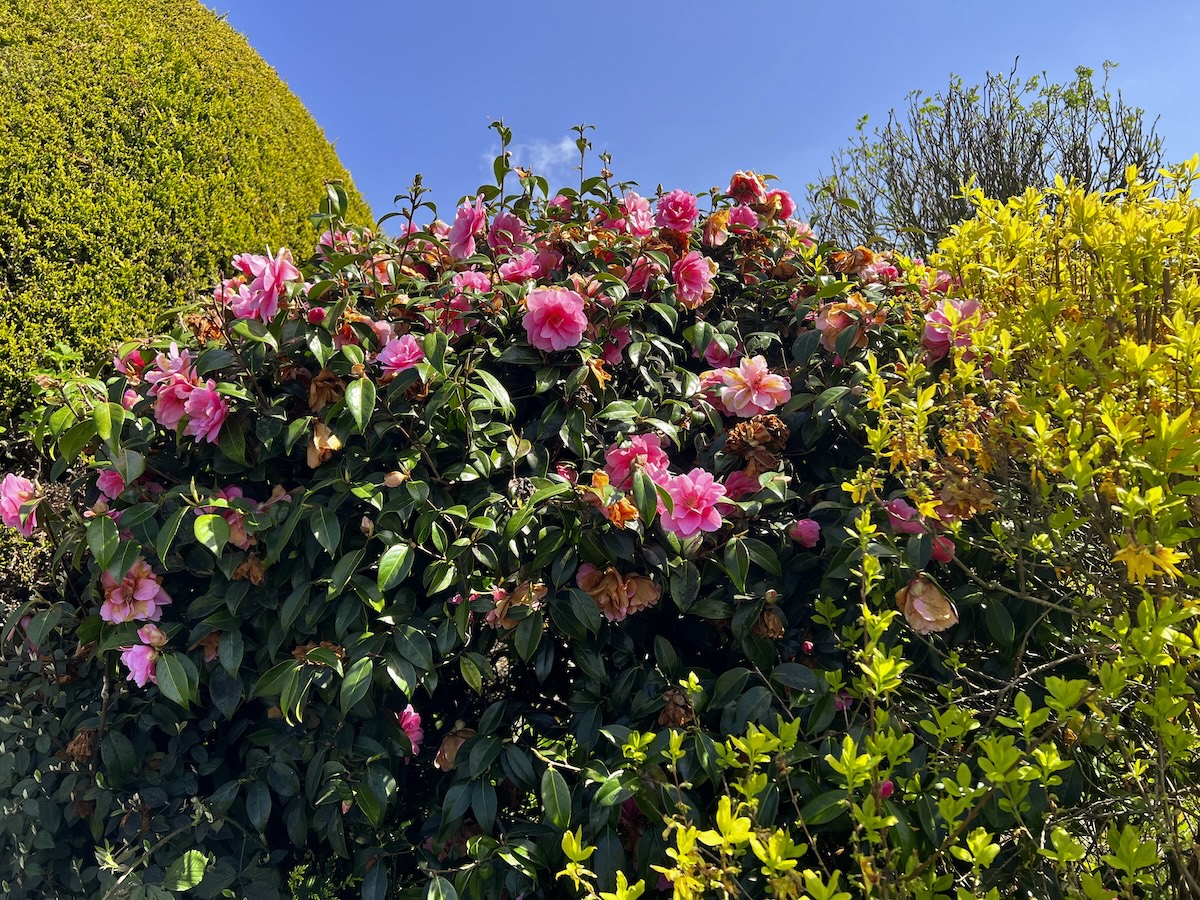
0, 0, 372, 410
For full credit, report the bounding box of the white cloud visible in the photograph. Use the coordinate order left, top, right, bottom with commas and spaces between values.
481, 136, 579, 188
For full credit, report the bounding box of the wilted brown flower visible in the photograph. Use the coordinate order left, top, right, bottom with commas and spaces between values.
434, 726, 477, 772
576, 565, 660, 622
194, 631, 222, 662
61, 727, 95, 763
830, 245, 876, 274
725, 414, 790, 472
186, 310, 224, 344
751, 606, 786, 639
232, 555, 265, 586
896, 574, 959, 635
308, 368, 346, 412
658, 688, 694, 727
307, 421, 343, 469
487, 581, 547, 630
703, 208, 730, 248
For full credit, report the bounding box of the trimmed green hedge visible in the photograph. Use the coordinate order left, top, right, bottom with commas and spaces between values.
0, 0, 372, 410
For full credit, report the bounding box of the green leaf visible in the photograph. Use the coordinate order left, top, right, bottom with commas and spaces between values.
541, 767, 571, 829
800, 790, 848, 825
93, 402, 126, 449
425, 875, 458, 900
246, 781, 271, 832
194, 513, 230, 557
162, 850, 208, 892
362, 862, 388, 900
722, 538, 750, 592
86, 513, 119, 568
514, 611, 543, 662
155, 652, 196, 707
252, 659, 300, 698
632, 469, 658, 527
460, 654, 484, 693
328, 549, 364, 599
311, 507, 341, 556
155, 506, 188, 562
346, 378, 377, 433
670, 561, 700, 610
340, 657, 373, 713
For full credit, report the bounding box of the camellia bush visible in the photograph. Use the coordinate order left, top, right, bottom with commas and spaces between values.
2, 127, 1198, 900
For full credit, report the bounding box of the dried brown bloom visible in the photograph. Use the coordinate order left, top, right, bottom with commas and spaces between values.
308, 368, 346, 412
434, 727, 477, 772
752, 607, 786, 639
658, 688, 695, 727
896, 574, 958, 635
725, 415, 790, 472
307, 421, 343, 469
830, 246, 876, 274
61, 728, 95, 763
186, 310, 224, 344
577, 566, 661, 622
232, 555, 265, 586
194, 631, 222, 662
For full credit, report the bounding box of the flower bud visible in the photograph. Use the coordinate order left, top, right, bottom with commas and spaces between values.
384, 470, 409, 488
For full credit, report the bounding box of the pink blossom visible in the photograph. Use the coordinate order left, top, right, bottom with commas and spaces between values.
230, 248, 300, 322
788, 518, 821, 548
487, 212, 530, 254
702, 338, 742, 368
113, 349, 146, 379
672, 251, 718, 309
923, 299, 989, 362
120, 643, 158, 687
498, 249, 541, 283
378, 335, 426, 375
624, 256, 662, 294
453, 270, 491, 294
789, 220, 816, 247
448, 195, 488, 259
317, 229, 360, 257
834, 689, 853, 712
659, 469, 726, 539
547, 194, 573, 219
698, 369, 733, 415
877, 780, 895, 800
600, 326, 632, 366
523, 287, 588, 352
719, 356, 792, 417
604, 433, 672, 490
764, 189, 796, 220
430, 295, 473, 337
398, 704, 424, 755
535, 244, 564, 276
121, 389, 140, 411
931, 535, 956, 564
610, 191, 654, 237
655, 189, 700, 233
307, 307, 327, 325
729, 204, 759, 232
885, 499, 926, 535
146, 344, 198, 429
0, 474, 39, 537
97, 469, 125, 500
183, 380, 229, 444
369, 319, 394, 347
727, 171, 767, 204
100, 558, 172, 624
554, 464, 578, 485
721, 470, 762, 505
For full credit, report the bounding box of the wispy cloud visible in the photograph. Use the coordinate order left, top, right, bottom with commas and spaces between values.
480, 136, 579, 189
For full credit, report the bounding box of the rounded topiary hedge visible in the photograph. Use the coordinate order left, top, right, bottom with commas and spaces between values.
0, 0, 372, 412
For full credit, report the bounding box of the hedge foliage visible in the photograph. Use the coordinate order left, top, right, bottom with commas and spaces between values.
0, 0, 371, 411
4, 134, 1200, 900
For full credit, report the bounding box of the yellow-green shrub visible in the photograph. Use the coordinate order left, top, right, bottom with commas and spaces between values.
0, 0, 372, 410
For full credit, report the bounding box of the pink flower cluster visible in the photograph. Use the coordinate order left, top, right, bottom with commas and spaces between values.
716, 356, 792, 417
220, 248, 301, 322
143, 344, 228, 443
659, 468, 726, 539
101, 557, 173, 624
604, 433, 671, 490
885, 498, 955, 563
672, 251, 718, 309
378, 335, 426, 375
0, 473, 39, 537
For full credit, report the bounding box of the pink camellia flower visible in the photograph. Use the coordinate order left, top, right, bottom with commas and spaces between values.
615, 191, 654, 237
764, 188, 796, 220
923, 298, 989, 363
397, 704, 424, 755
487, 211, 531, 254
697, 369, 733, 415
535, 243, 564, 276
146, 343, 198, 429
702, 338, 743, 368
453, 270, 491, 294
230, 248, 300, 322
719, 356, 792, 417
600, 326, 632, 366
885, 498, 927, 535
654, 189, 700, 233
729, 204, 759, 232
672, 251, 718, 309
604, 433, 671, 490
183, 380, 229, 444
834, 689, 853, 712
378, 334, 426, 375
727, 171, 767, 204
498, 248, 541, 283
447, 195, 487, 259
120, 623, 169, 687
121, 389, 140, 411
931, 535, 956, 564
547, 194, 573, 220
114, 349, 146, 380
307, 307, 327, 325
0, 474, 40, 537
100, 558, 172, 624
624, 256, 662, 295
789, 220, 816, 247
523, 287, 588, 352
659, 468, 726, 540
788, 518, 821, 548
554, 464, 578, 485
369, 319, 394, 347
877, 780, 895, 801
96, 469, 125, 500
719, 470, 762, 508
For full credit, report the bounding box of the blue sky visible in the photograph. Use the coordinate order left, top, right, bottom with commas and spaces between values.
204, 0, 1199, 225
